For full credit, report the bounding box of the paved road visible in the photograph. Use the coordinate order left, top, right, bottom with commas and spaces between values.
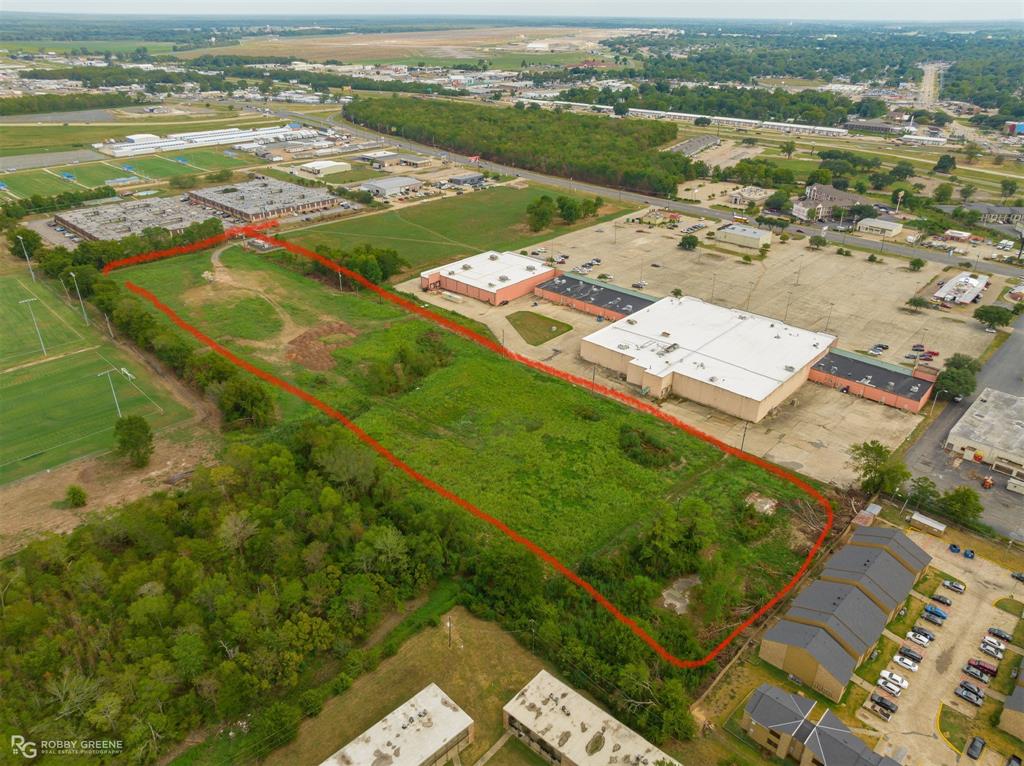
904, 311, 1024, 540
269, 106, 1024, 280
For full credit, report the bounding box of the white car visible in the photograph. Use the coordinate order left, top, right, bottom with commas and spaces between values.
880, 670, 909, 689
906, 631, 930, 647
877, 679, 902, 697
893, 655, 919, 673
982, 635, 1006, 652
979, 643, 1004, 660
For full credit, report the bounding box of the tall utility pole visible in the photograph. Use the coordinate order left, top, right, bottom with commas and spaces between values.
68, 272, 89, 325
16, 235, 36, 282
19, 298, 46, 356
97, 369, 122, 418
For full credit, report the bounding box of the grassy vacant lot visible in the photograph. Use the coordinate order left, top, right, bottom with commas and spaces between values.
996, 598, 1024, 618
0, 169, 78, 197
939, 704, 971, 751
0, 271, 190, 484
52, 161, 133, 188
159, 148, 255, 171
507, 310, 572, 345
283, 184, 635, 272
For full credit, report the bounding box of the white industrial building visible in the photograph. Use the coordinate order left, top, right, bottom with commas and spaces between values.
319, 684, 474, 766
900, 134, 947, 146
361, 176, 423, 197
716, 223, 772, 249
580, 296, 835, 421
945, 388, 1024, 479
933, 271, 989, 304
504, 671, 680, 766
298, 159, 352, 175
855, 218, 904, 237
95, 125, 319, 158
419, 250, 555, 304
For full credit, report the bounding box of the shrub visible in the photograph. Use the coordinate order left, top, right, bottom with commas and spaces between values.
619, 425, 677, 468
65, 485, 87, 507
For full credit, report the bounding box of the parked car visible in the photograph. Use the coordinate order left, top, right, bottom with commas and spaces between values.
969, 659, 999, 676
893, 655, 919, 672
980, 643, 1005, 660
966, 737, 986, 760
960, 680, 985, 698
913, 344, 926, 351
1012, 572, 1024, 584
899, 646, 924, 663
988, 627, 1013, 642
1006, 755, 1021, 766
877, 678, 902, 696
943, 580, 966, 593
912, 626, 936, 641
867, 704, 892, 722
948, 543, 961, 553
924, 604, 948, 620
922, 613, 945, 627
964, 549, 976, 559
870, 693, 898, 713
931, 594, 953, 606
881, 670, 909, 689
956, 687, 984, 707
963, 665, 992, 684
983, 635, 1007, 652
906, 631, 930, 646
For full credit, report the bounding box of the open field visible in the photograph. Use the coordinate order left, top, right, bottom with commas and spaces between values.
158, 148, 254, 171
117, 155, 202, 179
51, 161, 134, 187
0, 168, 79, 197
178, 26, 617, 63
283, 184, 636, 272
0, 275, 85, 367
2, 38, 178, 54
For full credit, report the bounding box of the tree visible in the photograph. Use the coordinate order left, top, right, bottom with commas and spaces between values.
764, 190, 792, 212
934, 154, 957, 174
1001, 179, 1019, 200
935, 366, 976, 399
612, 101, 629, 116
219, 377, 275, 428
526, 195, 556, 231
890, 160, 915, 181
933, 182, 954, 203
65, 485, 87, 507
946, 353, 982, 374
694, 116, 711, 126
939, 485, 983, 524
114, 415, 154, 468
973, 305, 1013, 329
962, 142, 983, 164
678, 234, 699, 250
246, 702, 302, 760
907, 476, 940, 511
809, 235, 828, 249
556, 195, 583, 224
670, 288, 683, 298
906, 296, 930, 311
848, 440, 910, 495
759, 243, 770, 257
7, 226, 43, 260
959, 184, 977, 203
780, 140, 797, 159
909, 258, 926, 271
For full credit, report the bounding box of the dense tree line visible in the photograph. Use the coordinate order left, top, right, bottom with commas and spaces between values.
215, 65, 467, 97
941, 40, 1024, 112
23, 66, 242, 94
345, 97, 705, 196
0, 186, 117, 225
0, 92, 144, 116
562, 83, 854, 126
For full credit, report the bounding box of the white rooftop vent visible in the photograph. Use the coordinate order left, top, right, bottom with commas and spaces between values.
526, 265, 536, 271
660, 331, 671, 337
461, 263, 472, 270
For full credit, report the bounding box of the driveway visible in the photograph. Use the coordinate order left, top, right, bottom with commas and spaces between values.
904, 312, 1024, 540
864, 529, 1021, 766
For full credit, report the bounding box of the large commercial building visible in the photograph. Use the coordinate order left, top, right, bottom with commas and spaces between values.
319, 683, 473, 766
96, 125, 318, 158
715, 223, 772, 249
945, 388, 1024, 479
187, 178, 339, 221
808, 349, 935, 413
932, 271, 990, 304
54, 197, 214, 241
533, 274, 655, 320
503, 670, 680, 766
760, 528, 929, 702
855, 218, 903, 237
742, 684, 900, 766
962, 203, 1024, 225
420, 251, 555, 305
580, 297, 835, 422
361, 176, 423, 198
794, 184, 871, 222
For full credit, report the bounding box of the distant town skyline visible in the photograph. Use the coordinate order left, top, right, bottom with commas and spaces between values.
1, 1, 1022, 21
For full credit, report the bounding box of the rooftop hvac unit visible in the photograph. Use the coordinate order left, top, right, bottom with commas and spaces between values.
526, 265, 536, 271
488, 253, 498, 260
710, 376, 718, 382
498, 275, 510, 282
660, 331, 671, 337
617, 344, 630, 350
627, 319, 637, 325
461, 264, 473, 270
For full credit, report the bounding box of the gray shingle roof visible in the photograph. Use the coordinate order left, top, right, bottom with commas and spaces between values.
762, 620, 856, 685
820, 547, 913, 613
787, 581, 887, 658
807, 709, 902, 766
1006, 683, 1024, 713
850, 527, 931, 574
744, 684, 816, 734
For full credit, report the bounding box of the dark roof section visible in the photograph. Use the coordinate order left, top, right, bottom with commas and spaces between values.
762, 621, 856, 685
1006, 683, 1024, 713
820, 547, 914, 614
744, 684, 816, 735
813, 350, 933, 402
850, 527, 931, 575
787, 581, 887, 658
535, 274, 656, 315
807, 709, 902, 766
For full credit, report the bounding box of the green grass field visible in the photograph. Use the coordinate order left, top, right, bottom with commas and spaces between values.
119, 156, 202, 179
0, 276, 86, 367
0, 169, 79, 197
284, 185, 635, 271
159, 149, 254, 171
507, 310, 572, 345
51, 161, 133, 188
2, 39, 177, 54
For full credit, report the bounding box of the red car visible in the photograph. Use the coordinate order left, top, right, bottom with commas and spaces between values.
926, 350, 939, 356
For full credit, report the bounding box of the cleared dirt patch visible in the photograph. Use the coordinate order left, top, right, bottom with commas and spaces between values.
661, 574, 701, 615
286, 321, 360, 370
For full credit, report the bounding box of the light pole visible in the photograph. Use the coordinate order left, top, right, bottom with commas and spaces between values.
68, 271, 89, 325
929, 389, 948, 416
824, 302, 834, 333
97, 369, 122, 418
19, 297, 46, 356
16, 235, 36, 282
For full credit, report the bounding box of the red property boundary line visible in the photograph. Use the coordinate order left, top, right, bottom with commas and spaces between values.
104, 222, 834, 670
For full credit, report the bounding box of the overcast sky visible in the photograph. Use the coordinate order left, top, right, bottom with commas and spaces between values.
3, 0, 1022, 20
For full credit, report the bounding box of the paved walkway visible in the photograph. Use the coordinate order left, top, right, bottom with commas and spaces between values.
472, 731, 511, 766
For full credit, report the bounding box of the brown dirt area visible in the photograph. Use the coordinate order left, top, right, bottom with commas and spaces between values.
286, 321, 360, 370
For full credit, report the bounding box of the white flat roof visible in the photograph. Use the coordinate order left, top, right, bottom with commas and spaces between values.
504, 671, 680, 766
933, 271, 988, 303
720, 223, 768, 239
422, 251, 554, 293
320, 684, 472, 766
948, 387, 1024, 457
363, 176, 422, 191
584, 297, 835, 401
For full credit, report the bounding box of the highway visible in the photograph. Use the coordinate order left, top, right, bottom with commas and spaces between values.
268, 105, 1024, 280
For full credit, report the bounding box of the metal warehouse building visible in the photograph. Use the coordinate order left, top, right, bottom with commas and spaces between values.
54, 197, 215, 241
420, 251, 555, 305
715, 223, 771, 249
361, 176, 423, 198
318, 684, 473, 766
187, 178, 339, 221
579, 297, 835, 422
945, 388, 1024, 479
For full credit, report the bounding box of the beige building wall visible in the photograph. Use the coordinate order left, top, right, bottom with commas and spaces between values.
759, 640, 845, 703
741, 710, 796, 760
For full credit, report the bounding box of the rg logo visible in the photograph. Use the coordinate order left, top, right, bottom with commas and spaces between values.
11, 735, 37, 759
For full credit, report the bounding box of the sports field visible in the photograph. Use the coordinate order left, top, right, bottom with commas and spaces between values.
0, 169, 78, 197
160, 149, 254, 171
284, 185, 636, 270
52, 161, 132, 188
119, 156, 201, 179
0, 271, 191, 484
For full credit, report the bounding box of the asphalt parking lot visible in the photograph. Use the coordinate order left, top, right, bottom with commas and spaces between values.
864, 529, 1023, 766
